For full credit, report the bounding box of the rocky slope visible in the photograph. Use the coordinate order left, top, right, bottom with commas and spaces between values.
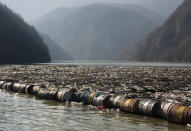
42, 34, 72, 61
0, 3, 50, 64
118, 0, 190, 62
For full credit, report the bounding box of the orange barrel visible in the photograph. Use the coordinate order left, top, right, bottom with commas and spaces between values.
98, 94, 111, 107
12, 83, 26, 93
168, 104, 180, 122
87, 92, 97, 105
25, 85, 34, 94
119, 99, 133, 112
56, 88, 77, 102
0, 81, 5, 89
2, 82, 13, 90
173, 106, 186, 124
127, 99, 140, 113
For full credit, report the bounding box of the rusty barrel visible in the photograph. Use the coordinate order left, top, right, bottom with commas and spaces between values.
120, 99, 133, 112
56, 88, 77, 102
128, 99, 140, 113
183, 107, 191, 124
168, 104, 180, 122
112, 96, 127, 109
12, 83, 26, 93
160, 102, 176, 119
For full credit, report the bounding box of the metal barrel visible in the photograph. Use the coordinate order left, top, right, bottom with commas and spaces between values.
71, 92, 84, 102
147, 100, 160, 116
182, 107, 191, 124
25, 85, 34, 94
116, 96, 128, 108
108, 96, 116, 108
87, 92, 97, 105
0, 81, 5, 89
128, 99, 140, 113
92, 93, 101, 106
186, 107, 191, 124
112, 96, 126, 109
56, 88, 76, 102
98, 94, 111, 107
2, 82, 13, 90
160, 102, 176, 119
173, 106, 186, 124
120, 99, 133, 112
138, 99, 149, 115
168, 104, 180, 122
93, 95, 103, 106
12, 83, 26, 93
32, 85, 42, 95
82, 92, 91, 105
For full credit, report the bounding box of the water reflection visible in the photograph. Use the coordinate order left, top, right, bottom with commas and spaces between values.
0, 90, 191, 131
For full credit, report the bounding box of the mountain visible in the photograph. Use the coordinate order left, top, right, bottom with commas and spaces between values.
42, 34, 72, 60
34, 7, 76, 39
0, 3, 50, 64
118, 0, 191, 62
34, 3, 164, 60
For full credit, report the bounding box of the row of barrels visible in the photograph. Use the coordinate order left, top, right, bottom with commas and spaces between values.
1, 81, 191, 125
0, 81, 77, 102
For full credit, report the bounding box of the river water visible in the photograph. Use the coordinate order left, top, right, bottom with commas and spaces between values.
0, 90, 191, 131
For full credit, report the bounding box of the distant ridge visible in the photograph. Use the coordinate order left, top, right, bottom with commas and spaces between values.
34, 3, 164, 60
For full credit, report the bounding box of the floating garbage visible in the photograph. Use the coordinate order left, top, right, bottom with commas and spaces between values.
1, 65, 191, 126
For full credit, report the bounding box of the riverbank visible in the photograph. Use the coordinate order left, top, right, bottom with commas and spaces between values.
0, 64, 191, 105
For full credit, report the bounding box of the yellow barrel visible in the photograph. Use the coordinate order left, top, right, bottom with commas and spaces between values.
121, 99, 133, 112
174, 106, 186, 123
87, 92, 97, 105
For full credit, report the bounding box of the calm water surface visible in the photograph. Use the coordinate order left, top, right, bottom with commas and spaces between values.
0, 90, 190, 131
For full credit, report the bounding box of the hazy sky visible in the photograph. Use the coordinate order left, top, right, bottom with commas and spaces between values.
0, 0, 183, 22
